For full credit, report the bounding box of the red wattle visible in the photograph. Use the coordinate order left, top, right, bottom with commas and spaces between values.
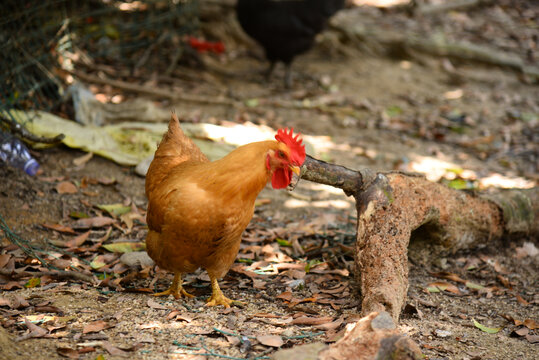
271, 168, 291, 189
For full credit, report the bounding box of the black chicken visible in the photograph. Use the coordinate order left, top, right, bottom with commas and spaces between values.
236, 0, 345, 88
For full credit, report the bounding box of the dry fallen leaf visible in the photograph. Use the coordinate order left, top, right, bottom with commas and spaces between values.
430, 271, 466, 283
147, 298, 169, 310
0, 296, 12, 307
17, 318, 49, 341
65, 231, 91, 248
57, 347, 80, 359
101, 341, 128, 357
276, 291, 293, 301
426, 282, 461, 295
83, 320, 110, 334
257, 334, 284, 347
524, 319, 538, 330
291, 316, 334, 326
0, 254, 11, 268
73, 152, 93, 167
56, 181, 78, 194
73, 216, 115, 229
42, 223, 76, 234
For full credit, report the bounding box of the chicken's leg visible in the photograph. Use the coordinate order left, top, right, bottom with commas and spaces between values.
205, 276, 234, 308
283, 63, 293, 89
153, 272, 194, 299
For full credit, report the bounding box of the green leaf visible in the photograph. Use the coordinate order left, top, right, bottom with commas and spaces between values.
426, 286, 441, 293
69, 211, 90, 219
447, 178, 468, 190
465, 281, 484, 290
102, 242, 145, 253
473, 319, 501, 334
245, 98, 259, 107
90, 257, 107, 270
25, 277, 41, 288
95, 354, 106, 360
237, 258, 253, 264
97, 204, 132, 217
305, 259, 321, 273
276, 238, 292, 247
385, 105, 403, 118
446, 168, 464, 175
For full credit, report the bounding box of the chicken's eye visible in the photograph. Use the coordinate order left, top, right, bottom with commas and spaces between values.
277, 150, 285, 158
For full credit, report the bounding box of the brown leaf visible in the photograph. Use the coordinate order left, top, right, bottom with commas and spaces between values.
56, 181, 78, 194
42, 223, 76, 234
147, 298, 169, 310
252, 313, 280, 319
291, 316, 334, 326
524, 319, 538, 330
73, 216, 115, 229
0, 297, 12, 307
276, 291, 293, 301
430, 271, 466, 283
73, 152, 93, 167
257, 335, 284, 347
172, 313, 193, 322
526, 334, 539, 343
314, 316, 344, 331
98, 177, 117, 185
0, 254, 11, 268
513, 327, 529, 337
0, 281, 23, 290
83, 320, 109, 334
427, 282, 461, 295
12, 295, 30, 309
17, 318, 49, 341
35, 305, 64, 314
57, 347, 80, 359
516, 294, 529, 306
496, 275, 512, 290
65, 231, 91, 248
101, 341, 128, 357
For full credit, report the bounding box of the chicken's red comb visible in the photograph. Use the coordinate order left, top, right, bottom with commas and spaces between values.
275, 128, 306, 165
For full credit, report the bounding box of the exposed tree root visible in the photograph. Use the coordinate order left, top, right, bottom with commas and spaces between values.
292, 156, 538, 321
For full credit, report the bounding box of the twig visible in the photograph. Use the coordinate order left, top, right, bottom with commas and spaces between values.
70, 69, 236, 107
0, 115, 65, 144
290, 155, 376, 197
135, 31, 169, 71
213, 327, 256, 340
415, 0, 494, 15
0, 268, 95, 283
283, 331, 324, 339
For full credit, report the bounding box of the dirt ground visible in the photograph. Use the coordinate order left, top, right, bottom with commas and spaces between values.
1, 2, 538, 359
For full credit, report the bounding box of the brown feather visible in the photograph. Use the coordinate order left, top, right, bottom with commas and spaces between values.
145, 113, 295, 282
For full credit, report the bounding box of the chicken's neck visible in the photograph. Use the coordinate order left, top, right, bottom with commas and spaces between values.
203, 141, 276, 204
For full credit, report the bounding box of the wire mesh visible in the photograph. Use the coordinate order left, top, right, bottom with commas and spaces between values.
0, 0, 199, 129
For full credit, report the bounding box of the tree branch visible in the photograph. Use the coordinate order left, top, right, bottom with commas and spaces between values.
292, 156, 538, 322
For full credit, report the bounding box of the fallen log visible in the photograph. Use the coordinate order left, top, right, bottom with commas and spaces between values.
291, 155, 537, 321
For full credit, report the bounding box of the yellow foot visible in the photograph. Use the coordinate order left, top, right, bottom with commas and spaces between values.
152, 287, 194, 299
205, 293, 234, 308
152, 273, 194, 299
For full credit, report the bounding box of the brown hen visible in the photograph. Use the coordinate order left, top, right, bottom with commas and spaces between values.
145, 113, 305, 307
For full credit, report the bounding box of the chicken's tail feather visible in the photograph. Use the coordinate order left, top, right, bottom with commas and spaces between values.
145, 112, 208, 195
156, 112, 208, 164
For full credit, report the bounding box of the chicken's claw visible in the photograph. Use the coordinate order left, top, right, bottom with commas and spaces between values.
206, 276, 243, 308
153, 273, 194, 299
152, 287, 194, 299
205, 293, 233, 308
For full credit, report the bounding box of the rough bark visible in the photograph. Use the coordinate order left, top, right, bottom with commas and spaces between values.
272, 312, 423, 360
293, 157, 538, 322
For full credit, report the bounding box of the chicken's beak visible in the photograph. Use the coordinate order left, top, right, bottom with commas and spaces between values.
289, 164, 301, 176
